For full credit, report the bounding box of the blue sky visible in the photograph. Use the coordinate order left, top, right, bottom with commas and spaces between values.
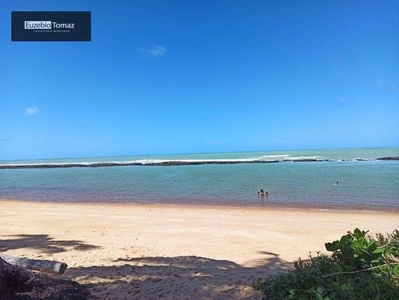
1, 1, 398, 160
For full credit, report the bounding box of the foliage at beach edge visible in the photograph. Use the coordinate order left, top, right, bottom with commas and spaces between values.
253, 228, 399, 300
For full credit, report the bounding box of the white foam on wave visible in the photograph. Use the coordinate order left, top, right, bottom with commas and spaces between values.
1, 154, 389, 169
257, 155, 289, 161
135, 158, 257, 165
285, 155, 322, 161
135, 159, 168, 164
257, 155, 322, 161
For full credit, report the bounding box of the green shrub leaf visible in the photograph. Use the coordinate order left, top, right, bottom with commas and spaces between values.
255, 229, 399, 300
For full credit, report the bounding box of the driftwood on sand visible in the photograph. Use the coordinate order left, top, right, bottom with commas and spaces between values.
0, 254, 67, 275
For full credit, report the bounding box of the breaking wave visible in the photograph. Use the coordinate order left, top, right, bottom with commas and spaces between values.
0, 155, 397, 169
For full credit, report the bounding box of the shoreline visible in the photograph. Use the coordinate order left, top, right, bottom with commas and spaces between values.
1, 199, 398, 299
2, 197, 399, 213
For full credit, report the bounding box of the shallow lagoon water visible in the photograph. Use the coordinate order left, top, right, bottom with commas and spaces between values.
1, 148, 398, 210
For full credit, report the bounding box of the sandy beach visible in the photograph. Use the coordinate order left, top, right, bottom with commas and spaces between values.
1, 199, 398, 299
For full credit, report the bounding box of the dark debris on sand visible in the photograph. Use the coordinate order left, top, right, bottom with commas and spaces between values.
0, 271, 90, 300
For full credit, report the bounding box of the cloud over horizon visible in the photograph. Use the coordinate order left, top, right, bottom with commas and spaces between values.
137, 45, 166, 57
25, 106, 40, 115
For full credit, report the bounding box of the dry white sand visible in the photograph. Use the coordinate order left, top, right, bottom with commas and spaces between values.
1, 199, 398, 299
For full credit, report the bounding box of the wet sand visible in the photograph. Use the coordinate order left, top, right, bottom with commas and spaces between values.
1, 199, 398, 299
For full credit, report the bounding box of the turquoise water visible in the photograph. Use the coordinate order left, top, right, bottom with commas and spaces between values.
1, 148, 398, 210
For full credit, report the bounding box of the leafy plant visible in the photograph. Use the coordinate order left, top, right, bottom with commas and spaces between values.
325, 228, 383, 270
253, 229, 399, 300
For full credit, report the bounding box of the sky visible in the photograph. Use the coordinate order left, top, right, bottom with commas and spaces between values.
1, 1, 398, 160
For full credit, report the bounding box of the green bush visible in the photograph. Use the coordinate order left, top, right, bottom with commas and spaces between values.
253, 229, 399, 300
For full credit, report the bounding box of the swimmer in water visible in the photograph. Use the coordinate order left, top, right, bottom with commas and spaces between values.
258, 189, 269, 197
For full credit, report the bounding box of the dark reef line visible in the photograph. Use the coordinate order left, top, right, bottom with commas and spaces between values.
376, 156, 399, 161
0, 156, 398, 169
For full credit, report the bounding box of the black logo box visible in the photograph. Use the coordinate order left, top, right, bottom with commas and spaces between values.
12, 11, 91, 42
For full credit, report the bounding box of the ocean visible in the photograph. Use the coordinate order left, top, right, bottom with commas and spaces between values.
1, 147, 398, 210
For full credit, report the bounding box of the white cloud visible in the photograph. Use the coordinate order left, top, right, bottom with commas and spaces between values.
375, 78, 398, 91
25, 106, 40, 115
375, 78, 384, 89
138, 45, 166, 57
